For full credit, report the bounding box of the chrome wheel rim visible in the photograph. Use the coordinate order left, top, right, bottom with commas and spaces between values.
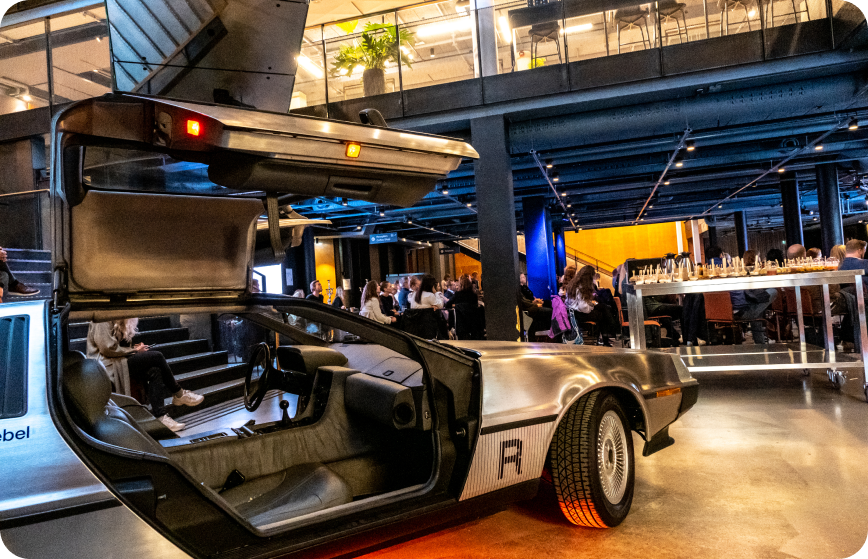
597, 410, 629, 504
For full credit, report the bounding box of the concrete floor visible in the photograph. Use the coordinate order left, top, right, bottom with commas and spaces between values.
364, 370, 868, 559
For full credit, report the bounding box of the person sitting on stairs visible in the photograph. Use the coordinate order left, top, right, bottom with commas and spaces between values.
0, 247, 41, 301
87, 319, 204, 432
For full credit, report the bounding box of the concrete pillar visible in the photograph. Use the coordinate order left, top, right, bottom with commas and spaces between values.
779, 171, 804, 248
554, 225, 567, 275
707, 224, 718, 249
472, 0, 499, 77
691, 220, 703, 264
523, 196, 557, 299
734, 211, 748, 257
472, 115, 520, 341
815, 162, 844, 255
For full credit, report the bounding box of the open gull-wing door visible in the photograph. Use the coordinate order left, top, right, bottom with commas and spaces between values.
51, 93, 477, 303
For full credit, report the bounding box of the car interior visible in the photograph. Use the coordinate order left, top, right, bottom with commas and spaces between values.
60, 309, 436, 531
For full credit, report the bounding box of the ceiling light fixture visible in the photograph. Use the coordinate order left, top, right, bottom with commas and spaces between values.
379, 210, 385, 216
663, 181, 670, 185
545, 159, 553, 168
685, 140, 695, 152
849, 118, 859, 130
674, 156, 684, 168
430, 48, 435, 58
815, 144, 824, 151
442, 189, 449, 195
778, 167, 785, 173
552, 172, 560, 182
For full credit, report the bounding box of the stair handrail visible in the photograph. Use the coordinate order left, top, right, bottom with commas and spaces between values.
0, 189, 49, 200
567, 248, 617, 275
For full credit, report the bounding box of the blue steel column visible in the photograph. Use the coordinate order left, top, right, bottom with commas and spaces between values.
471, 115, 521, 341
554, 224, 567, 275
523, 196, 557, 300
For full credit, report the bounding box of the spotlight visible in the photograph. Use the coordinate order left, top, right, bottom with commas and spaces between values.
342, 200, 348, 206
442, 189, 449, 195
545, 159, 553, 168
430, 48, 435, 58
718, 205, 723, 208
685, 140, 695, 152
664, 181, 670, 185
356, 225, 362, 230
815, 145, 824, 151
560, 192, 567, 196
849, 118, 859, 130
813, 217, 818, 221
674, 156, 684, 168
467, 203, 472, 207
567, 204, 572, 208
809, 210, 814, 215
552, 172, 560, 182
778, 167, 785, 173
408, 219, 413, 224
379, 210, 385, 216
649, 205, 654, 209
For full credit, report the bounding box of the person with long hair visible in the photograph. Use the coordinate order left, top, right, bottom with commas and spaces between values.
564, 265, 614, 346
360, 280, 396, 324
87, 319, 204, 432
410, 274, 444, 309
445, 275, 479, 308
332, 286, 346, 309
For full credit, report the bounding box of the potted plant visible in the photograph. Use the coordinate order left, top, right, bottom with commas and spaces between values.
330, 22, 415, 97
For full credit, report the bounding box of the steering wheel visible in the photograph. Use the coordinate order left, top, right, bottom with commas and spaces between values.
244, 343, 271, 412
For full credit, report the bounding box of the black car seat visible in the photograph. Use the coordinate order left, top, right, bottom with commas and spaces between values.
64, 351, 177, 440
62, 352, 169, 458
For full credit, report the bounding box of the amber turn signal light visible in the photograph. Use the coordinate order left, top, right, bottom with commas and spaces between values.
346, 142, 361, 158
187, 120, 201, 136
656, 387, 682, 398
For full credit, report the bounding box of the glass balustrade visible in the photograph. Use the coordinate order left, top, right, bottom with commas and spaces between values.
0, 20, 50, 116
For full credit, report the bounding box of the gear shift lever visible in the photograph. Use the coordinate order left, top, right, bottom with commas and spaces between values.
279, 400, 291, 427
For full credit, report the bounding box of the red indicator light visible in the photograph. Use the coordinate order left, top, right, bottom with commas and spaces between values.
187, 120, 201, 136
346, 142, 361, 158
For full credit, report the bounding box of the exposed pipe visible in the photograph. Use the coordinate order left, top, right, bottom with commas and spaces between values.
636, 128, 691, 222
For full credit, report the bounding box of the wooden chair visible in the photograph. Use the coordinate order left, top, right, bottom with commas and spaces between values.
703, 292, 751, 344
783, 287, 823, 330
615, 297, 662, 348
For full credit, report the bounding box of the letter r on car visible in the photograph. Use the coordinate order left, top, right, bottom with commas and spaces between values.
499, 439, 522, 479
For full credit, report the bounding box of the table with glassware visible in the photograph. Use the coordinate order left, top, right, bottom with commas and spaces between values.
625, 267, 868, 402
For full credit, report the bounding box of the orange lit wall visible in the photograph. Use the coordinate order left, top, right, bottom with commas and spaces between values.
565, 222, 690, 271
314, 241, 338, 303
454, 253, 481, 279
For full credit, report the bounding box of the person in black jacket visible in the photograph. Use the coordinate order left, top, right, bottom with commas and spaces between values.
446, 275, 485, 339
332, 286, 346, 309
445, 275, 479, 308
379, 281, 400, 317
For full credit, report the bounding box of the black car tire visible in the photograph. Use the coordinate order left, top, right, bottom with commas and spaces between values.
549, 390, 634, 528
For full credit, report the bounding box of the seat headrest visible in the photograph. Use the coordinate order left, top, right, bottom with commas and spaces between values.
62, 354, 112, 426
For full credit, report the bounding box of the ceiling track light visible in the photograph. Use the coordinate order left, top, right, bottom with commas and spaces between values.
551, 172, 560, 182
685, 140, 695, 152
849, 118, 859, 130
545, 159, 553, 168
674, 156, 684, 168
815, 144, 824, 151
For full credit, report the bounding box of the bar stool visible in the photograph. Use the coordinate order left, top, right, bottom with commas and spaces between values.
767, 0, 809, 26
614, 7, 651, 53
718, 0, 757, 35
529, 21, 563, 65
658, 0, 688, 44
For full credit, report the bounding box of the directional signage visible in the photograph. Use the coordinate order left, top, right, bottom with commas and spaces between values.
439, 246, 460, 255
370, 232, 398, 244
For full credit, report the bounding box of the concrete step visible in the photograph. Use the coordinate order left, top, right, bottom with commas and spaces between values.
5, 259, 51, 272
165, 378, 246, 419
4, 283, 51, 302
68, 316, 173, 344
131, 327, 189, 346
148, 339, 210, 360
174, 362, 247, 392
167, 351, 229, 375
3, 248, 50, 261
10, 270, 51, 284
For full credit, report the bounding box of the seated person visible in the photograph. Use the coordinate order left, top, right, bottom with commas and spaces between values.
445, 275, 479, 308
564, 266, 614, 346
519, 273, 535, 302
518, 285, 552, 337
729, 250, 779, 344
0, 247, 40, 300
807, 247, 822, 259
838, 239, 868, 293
332, 286, 346, 310
306, 280, 325, 303
379, 281, 400, 317
409, 275, 444, 309
87, 319, 204, 432
360, 280, 396, 325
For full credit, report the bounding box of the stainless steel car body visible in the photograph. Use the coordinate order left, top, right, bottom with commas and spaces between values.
446, 341, 696, 500
0, 299, 192, 559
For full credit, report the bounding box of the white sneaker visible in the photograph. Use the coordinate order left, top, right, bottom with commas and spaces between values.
172, 389, 204, 407
159, 414, 185, 432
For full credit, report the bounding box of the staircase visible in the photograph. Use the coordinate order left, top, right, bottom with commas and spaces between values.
3, 248, 52, 302
68, 316, 248, 419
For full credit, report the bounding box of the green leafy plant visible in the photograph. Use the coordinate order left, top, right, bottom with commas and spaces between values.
330, 23, 415, 76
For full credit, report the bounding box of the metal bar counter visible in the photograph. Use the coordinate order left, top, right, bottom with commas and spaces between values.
626, 270, 868, 400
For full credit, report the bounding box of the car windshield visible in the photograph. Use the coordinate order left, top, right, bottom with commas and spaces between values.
83, 146, 263, 197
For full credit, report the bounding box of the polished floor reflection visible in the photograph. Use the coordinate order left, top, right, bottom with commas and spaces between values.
365, 370, 868, 559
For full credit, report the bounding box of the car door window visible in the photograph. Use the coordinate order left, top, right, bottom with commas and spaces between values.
0, 315, 29, 419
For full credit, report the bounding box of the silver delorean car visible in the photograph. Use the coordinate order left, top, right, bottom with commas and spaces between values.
0, 92, 698, 559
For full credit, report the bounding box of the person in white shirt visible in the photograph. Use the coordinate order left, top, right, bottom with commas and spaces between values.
360, 280, 396, 325
409, 274, 445, 309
